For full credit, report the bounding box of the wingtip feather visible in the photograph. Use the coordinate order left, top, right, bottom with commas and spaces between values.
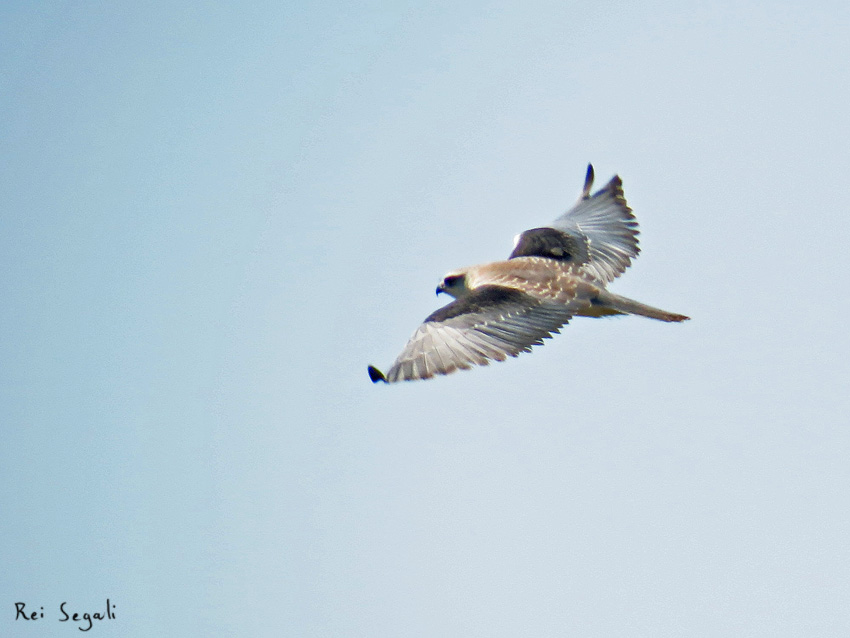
582, 164, 594, 199
367, 365, 388, 384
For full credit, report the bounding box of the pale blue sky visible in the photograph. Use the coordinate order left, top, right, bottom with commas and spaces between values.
2, 1, 850, 636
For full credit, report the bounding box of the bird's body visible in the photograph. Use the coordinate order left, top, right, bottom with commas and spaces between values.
368, 165, 688, 383
452, 258, 594, 305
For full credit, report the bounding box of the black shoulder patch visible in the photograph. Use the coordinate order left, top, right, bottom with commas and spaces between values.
425, 286, 534, 323
509, 227, 582, 262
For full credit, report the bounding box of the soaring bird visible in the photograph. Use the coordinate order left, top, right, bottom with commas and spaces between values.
368, 165, 688, 383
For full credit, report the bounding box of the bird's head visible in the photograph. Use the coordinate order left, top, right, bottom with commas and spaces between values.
436, 270, 470, 298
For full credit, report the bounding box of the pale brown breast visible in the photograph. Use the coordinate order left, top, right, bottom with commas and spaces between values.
467, 258, 601, 306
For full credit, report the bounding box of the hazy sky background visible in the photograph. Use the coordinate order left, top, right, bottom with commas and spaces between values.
2, 1, 850, 636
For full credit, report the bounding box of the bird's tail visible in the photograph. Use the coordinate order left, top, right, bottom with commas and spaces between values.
591, 290, 690, 322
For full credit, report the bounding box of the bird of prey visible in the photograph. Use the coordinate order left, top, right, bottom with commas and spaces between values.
368, 165, 688, 383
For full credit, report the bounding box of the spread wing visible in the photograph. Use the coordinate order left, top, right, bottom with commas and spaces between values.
368, 285, 577, 383
510, 164, 640, 283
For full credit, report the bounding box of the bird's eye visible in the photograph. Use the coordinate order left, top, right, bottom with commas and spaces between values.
444, 275, 462, 287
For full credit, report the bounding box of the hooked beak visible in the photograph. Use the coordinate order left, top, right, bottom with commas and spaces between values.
436, 282, 445, 296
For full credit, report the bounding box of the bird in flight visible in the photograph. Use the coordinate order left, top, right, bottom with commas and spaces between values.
368, 165, 688, 383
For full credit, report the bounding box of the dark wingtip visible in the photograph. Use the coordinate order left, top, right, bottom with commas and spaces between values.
367, 365, 388, 384
582, 164, 594, 199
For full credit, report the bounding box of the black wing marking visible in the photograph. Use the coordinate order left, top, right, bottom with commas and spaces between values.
509, 227, 590, 264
